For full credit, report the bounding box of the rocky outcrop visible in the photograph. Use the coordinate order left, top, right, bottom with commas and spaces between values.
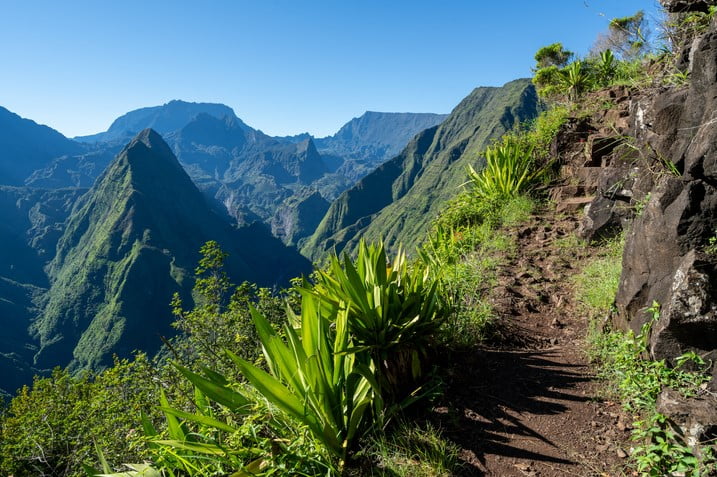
548, 87, 653, 240
661, 0, 715, 12
549, 1, 717, 454
613, 21, 717, 365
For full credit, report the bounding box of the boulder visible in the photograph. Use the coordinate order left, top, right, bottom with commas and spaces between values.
657, 388, 717, 451
651, 250, 717, 359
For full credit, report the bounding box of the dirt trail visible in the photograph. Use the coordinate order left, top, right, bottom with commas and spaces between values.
433, 209, 631, 476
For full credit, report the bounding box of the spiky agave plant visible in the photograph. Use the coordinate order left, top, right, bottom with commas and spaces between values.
561, 60, 593, 100
596, 49, 617, 86
143, 292, 377, 474
231, 293, 379, 468
467, 140, 541, 201
304, 240, 448, 404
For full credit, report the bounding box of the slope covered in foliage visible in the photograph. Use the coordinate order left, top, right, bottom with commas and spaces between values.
0, 186, 86, 396
32, 129, 311, 373
314, 111, 448, 181
301, 78, 540, 260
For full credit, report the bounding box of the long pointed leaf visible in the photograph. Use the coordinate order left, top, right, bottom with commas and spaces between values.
174, 364, 250, 412
158, 406, 237, 433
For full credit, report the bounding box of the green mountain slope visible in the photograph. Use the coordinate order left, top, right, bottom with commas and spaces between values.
271, 189, 331, 246
0, 186, 86, 396
31, 129, 311, 372
301, 79, 540, 260
0, 106, 82, 186
314, 111, 448, 181
30, 103, 449, 243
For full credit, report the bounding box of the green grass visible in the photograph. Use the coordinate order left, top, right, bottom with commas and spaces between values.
573, 235, 715, 475
422, 195, 533, 347
369, 422, 462, 477
574, 234, 624, 318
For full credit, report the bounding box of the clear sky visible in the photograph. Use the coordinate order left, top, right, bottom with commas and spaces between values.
0, 0, 661, 138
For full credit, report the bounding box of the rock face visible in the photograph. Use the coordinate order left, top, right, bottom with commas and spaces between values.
613, 21, 717, 369
548, 87, 652, 241
661, 0, 715, 12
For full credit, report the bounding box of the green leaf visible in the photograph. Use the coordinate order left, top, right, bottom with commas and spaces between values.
174, 363, 251, 412
158, 406, 237, 433
140, 411, 158, 437
160, 390, 186, 441
154, 439, 231, 456
227, 351, 322, 434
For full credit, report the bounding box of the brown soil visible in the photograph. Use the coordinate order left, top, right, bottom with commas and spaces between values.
432, 208, 632, 477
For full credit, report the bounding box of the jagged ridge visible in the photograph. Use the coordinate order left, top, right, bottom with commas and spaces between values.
32, 129, 311, 372
302, 79, 540, 260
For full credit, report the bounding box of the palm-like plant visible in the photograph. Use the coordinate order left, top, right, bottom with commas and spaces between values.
231, 296, 377, 463
468, 140, 542, 201
561, 60, 593, 100
305, 241, 447, 402
151, 292, 377, 472
595, 49, 617, 86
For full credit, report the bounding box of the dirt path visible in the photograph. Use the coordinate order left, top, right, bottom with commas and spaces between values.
433, 209, 631, 476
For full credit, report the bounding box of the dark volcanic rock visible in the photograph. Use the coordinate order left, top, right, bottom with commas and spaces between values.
615, 21, 717, 363
657, 388, 717, 452
660, 0, 715, 12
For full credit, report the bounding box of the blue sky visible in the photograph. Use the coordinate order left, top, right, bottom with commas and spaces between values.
0, 0, 660, 138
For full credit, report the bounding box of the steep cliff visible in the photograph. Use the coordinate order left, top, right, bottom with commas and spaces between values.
32, 129, 311, 373
302, 79, 540, 260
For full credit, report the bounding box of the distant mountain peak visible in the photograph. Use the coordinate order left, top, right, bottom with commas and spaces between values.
126, 128, 172, 155
36, 129, 310, 371
75, 100, 238, 144
111, 129, 192, 195
131, 128, 167, 150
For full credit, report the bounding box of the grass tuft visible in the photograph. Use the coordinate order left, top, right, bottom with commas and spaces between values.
369, 422, 462, 477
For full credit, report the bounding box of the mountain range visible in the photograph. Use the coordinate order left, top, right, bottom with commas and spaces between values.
302, 78, 539, 259
0, 100, 448, 396
19, 101, 447, 245
0, 80, 537, 396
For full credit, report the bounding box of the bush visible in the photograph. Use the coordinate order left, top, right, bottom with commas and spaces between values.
305, 240, 448, 402
170, 240, 294, 378
467, 136, 551, 202
0, 356, 160, 476
534, 42, 573, 68
151, 241, 447, 474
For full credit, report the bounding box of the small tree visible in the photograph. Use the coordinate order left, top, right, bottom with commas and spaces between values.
593, 10, 651, 60
533, 43, 575, 100
534, 42, 573, 68
170, 241, 289, 376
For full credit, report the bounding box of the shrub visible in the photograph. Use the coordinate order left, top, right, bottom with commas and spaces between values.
594, 49, 618, 86
170, 240, 293, 378
0, 356, 160, 476
561, 60, 594, 101
152, 240, 447, 474
534, 42, 573, 68
305, 240, 448, 402
468, 139, 545, 201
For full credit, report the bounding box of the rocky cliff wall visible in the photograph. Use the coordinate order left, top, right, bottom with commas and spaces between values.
564, 1, 717, 444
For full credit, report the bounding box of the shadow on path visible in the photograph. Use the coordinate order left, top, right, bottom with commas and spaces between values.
430, 346, 595, 476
